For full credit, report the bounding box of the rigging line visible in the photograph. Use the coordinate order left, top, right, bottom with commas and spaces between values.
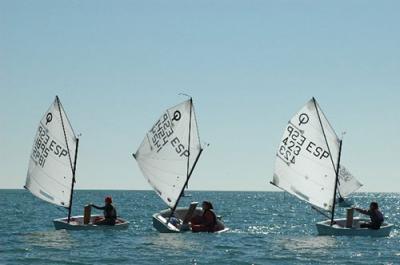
185, 99, 193, 188
312, 98, 338, 175
56, 97, 74, 175
56, 206, 68, 214
311, 206, 331, 219
313, 98, 341, 224
57, 97, 77, 137
56, 96, 79, 223
337, 187, 344, 199
168, 99, 196, 223
191, 104, 202, 149
178, 93, 192, 98
38, 121, 70, 147
269, 181, 283, 191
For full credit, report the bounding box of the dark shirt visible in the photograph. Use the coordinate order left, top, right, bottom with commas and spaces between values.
92, 204, 117, 220
358, 209, 384, 227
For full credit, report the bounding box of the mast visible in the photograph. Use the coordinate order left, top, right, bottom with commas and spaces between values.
330, 139, 342, 226
313, 97, 337, 173
312, 97, 341, 224
184, 99, 194, 195
55, 96, 78, 223
67, 138, 79, 223
168, 98, 194, 222
186, 98, 193, 187
168, 148, 203, 222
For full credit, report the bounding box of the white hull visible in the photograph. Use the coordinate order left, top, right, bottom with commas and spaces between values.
152, 207, 228, 233
53, 215, 129, 230
316, 217, 392, 237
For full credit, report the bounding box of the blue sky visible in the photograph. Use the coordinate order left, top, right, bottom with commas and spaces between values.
1, 1, 399, 191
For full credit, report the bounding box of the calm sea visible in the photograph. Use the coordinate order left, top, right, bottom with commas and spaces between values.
0, 190, 399, 265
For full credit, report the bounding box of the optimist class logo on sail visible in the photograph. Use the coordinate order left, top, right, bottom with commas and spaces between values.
149, 110, 190, 157
278, 112, 330, 165
31, 114, 69, 168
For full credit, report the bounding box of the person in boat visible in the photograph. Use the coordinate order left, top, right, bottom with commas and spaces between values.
90, 196, 117, 225
354, 202, 384, 229
190, 201, 217, 232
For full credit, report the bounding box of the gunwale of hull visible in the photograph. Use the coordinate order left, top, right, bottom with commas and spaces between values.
53, 215, 129, 230
316, 217, 392, 237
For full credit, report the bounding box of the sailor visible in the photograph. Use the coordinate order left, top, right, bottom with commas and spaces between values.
90, 196, 117, 225
354, 202, 384, 229
190, 201, 217, 232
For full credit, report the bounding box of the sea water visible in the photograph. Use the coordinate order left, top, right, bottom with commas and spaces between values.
0, 190, 399, 265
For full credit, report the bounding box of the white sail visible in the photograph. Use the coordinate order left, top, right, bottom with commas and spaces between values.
134, 99, 202, 208
25, 96, 77, 208
272, 98, 340, 211
337, 165, 362, 198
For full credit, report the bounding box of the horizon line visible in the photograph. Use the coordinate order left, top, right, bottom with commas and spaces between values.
0, 188, 398, 194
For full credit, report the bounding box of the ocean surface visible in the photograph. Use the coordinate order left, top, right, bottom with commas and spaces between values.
0, 190, 399, 265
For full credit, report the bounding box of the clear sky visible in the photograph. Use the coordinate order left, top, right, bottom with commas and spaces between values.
1, 1, 399, 192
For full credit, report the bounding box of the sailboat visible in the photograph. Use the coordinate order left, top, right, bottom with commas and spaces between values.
336, 165, 362, 207
271, 97, 392, 236
25, 96, 129, 230
133, 97, 227, 233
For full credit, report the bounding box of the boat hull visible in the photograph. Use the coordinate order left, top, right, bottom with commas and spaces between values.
152, 207, 228, 233
53, 215, 129, 230
316, 217, 392, 237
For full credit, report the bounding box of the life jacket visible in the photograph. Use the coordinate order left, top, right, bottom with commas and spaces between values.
105, 204, 117, 219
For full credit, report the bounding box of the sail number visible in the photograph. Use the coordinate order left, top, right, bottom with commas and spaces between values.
278, 125, 330, 165
31, 125, 68, 168
150, 113, 174, 153
149, 112, 190, 157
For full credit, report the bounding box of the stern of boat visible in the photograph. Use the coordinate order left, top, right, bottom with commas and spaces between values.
152, 213, 181, 233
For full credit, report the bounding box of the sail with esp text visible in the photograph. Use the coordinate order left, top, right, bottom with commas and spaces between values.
271, 98, 340, 211
134, 99, 202, 208
25, 96, 77, 208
